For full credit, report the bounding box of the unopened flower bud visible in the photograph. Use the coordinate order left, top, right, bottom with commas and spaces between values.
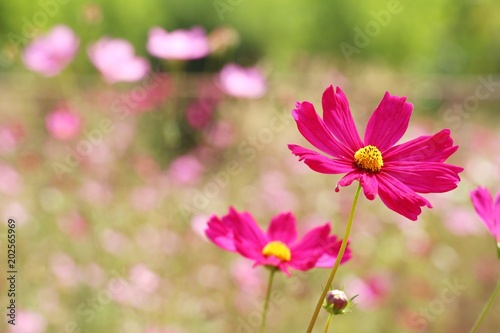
326, 290, 349, 311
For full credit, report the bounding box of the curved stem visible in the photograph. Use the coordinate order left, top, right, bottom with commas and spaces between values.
306, 183, 362, 333
323, 313, 333, 333
259, 267, 277, 333
469, 279, 500, 333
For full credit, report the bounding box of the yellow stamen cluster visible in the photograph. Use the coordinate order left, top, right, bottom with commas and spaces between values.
354, 145, 383, 173
262, 241, 291, 261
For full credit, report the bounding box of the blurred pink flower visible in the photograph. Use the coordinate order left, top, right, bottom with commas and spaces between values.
218, 63, 267, 98
471, 187, 500, 254
168, 154, 204, 186
345, 274, 391, 310
147, 26, 210, 60
444, 208, 485, 236
100, 229, 129, 255
130, 264, 161, 294
186, 99, 215, 130
45, 106, 81, 141
129, 186, 159, 211
23, 25, 79, 76
88, 37, 149, 83
231, 259, 263, 292
289, 85, 463, 220
57, 211, 88, 238
50, 252, 79, 288
124, 73, 173, 113
0, 163, 22, 195
204, 120, 235, 148
9, 310, 46, 333
0, 122, 24, 154
205, 207, 350, 275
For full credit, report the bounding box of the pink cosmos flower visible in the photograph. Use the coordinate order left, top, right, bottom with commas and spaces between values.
205, 207, 350, 275
470, 187, 500, 252
289, 86, 463, 221
218, 63, 267, 99
88, 37, 149, 83
23, 25, 79, 77
45, 106, 81, 140
147, 26, 210, 60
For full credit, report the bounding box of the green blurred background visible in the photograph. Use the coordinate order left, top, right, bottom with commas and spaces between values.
2, 0, 500, 74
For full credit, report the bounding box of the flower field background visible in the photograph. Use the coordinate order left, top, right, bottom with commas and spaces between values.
1, 1, 500, 333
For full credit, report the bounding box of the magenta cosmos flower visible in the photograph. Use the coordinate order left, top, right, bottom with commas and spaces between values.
205, 207, 350, 275
471, 187, 500, 254
147, 26, 210, 60
218, 63, 267, 99
23, 25, 79, 77
88, 37, 149, 83
289, 86, 463, 221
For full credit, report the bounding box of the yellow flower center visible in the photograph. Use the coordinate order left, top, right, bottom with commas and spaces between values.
354, 145, 383, 173
262, 241, 291, 261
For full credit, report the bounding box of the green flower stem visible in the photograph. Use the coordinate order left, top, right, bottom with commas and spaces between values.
260, 267, 277, 333
469, 279, 500, 333
323, 313, 333, 333
306, 183, 362, 333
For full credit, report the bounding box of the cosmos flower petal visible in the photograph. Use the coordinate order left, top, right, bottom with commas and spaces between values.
205, 215, 236, 252
384, 161, 463, 193
314, 236, 352, 268
288, 144, 355, 174
494, 193, 500, 240
292, 101, 352, 159
359, 173, 378, 200
364, 92, 413, 151
267, 212, 297, 244
470, 187, 496, 236
229, 208, 268, 260
336, 170, 364, 190
322, 86, 363, 151
376, 172, 432, 221
383, 129, 459, 163
288, 223, 331, 270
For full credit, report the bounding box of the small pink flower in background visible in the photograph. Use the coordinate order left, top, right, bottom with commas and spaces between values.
9, 310, 46, 333
168, 154, 204, 186
218, 63, 267, 99
129, 186, 159, 211
0, 122, 24, 154
204, 120, 235, 148
50, 252, 79, 288
45, 105, 81, 141
57, 211, 88, 238
345, 274, 391, 310
205, 207, 350, 275
231, 259, 263, 292
23, 25, 79, 76
100, 229, 130, 255
130, 264, 161, 294
444, 208, 485, 236
88, 37, 149, 83
79, 180, 113, 206
186, 99, 215, 130
124, 73, 173, 113
0, 163, 22, 195
289, 85, 463, 220
147, 26, 210, 60
471, 187, 500, 255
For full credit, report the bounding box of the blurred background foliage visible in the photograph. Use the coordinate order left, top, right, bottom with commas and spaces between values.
2, 0, 500, 74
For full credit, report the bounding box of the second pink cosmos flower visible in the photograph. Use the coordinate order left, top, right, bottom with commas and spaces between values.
289, 86, 463, 221
205, 207, 350, 276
